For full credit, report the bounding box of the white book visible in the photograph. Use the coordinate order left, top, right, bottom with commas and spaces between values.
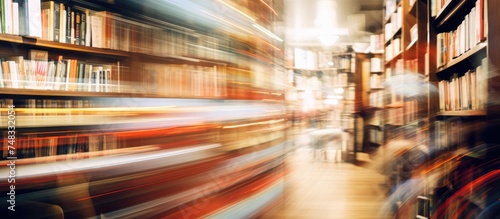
12, 2, 19, 35
0, 61, 4, 88
53, 60, 62, 90
86, 64, 92, 92
8, 61, 19, 88
60, 4, 65, 43
90, 15, 102, 48
5, 0, 13, 34
64, 60, 71, 91
27, 0, 42, 38
85, 10, 91, 46
45, 61, 55, 90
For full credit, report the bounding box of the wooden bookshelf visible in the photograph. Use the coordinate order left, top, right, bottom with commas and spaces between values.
0, 1, 287, 218
436, 110, 486, 116
0, 34, 129, 57
380, 0, 500, 218
434, 0, 476, 31
436, 42, 487, 75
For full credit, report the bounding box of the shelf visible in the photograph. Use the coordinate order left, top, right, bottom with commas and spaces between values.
436, 42, 487, 75
385, 50, 403, 65
407, 37, 418, 51
436, 110, 487, 117
434, 0, 476, 32
384, 1, 402, 24
385, 102, 404, 108
363, 106, 383, 112
384, 123, 404, 127
366, 124, 383, 129
369, 87, 385, 91
0, 88, 127, 99
0, 88, 211, 100
0, 34, 129, 57
385, 27, 402, 45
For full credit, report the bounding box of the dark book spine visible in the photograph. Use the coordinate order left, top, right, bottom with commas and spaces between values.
65, 5, 72, 43
74, 10, 81, 45
16, 0, 28, 36
53, 3, 60, 42
80, 10, 86, 45
91, 70, 96, 92
77, 62, 84, 91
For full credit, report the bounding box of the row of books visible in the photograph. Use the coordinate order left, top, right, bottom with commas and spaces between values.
370, 57, 383, 72
386, 107, 404, 125
1, 133, 117, 159
434, 119, 464, 151
0, 98, 94, 116
369, 34, 384, 53
436, 0, 487, 68
368, 128, 383, 144
0, 1, 276, 67
139, 63, 227, 98
334, 55, 355, 72
384, 5, 402, 42
344, 87, 355, 101
340, 114, 354, 130
0, 56, 119, 92
370, 73, 384, 89
369, 90, 384, 108
385, 38, 401, 61
384, 0, 402, 20
367, 110, 384, 126
438, 59, 488, 111
386, 59, 412, 76
430, 0, 451, 17
404, 99, 418, 124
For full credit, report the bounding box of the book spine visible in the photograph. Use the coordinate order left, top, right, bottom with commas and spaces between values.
73, 10, 80, 45
80, 9, 86, 46
65, 5, 71, 43
0, 0, 5, 33
53, 1, 59, 42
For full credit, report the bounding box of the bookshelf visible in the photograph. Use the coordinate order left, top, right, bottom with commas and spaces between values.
331, 51, 381, 162
382, 0, 500, 218
0, 0, 287, 218
382, 0, 432, 216
363, 53, 385, 154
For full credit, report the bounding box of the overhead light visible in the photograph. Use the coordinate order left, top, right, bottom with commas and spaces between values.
318, 34, 339, 46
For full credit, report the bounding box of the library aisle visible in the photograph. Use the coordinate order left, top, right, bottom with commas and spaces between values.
260, 130, 390, 219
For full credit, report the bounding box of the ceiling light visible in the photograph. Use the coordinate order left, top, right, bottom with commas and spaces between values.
318, 34, 339, 46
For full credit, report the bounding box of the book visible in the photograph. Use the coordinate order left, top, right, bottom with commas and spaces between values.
90, 12, 103, 48
12, 1, 18, 35
40, 0, 54, 41
7, 56, 25, 88
29, 49, 48, 61
73, 9, 81, 45
59, 2, 65, 43
4, 0, 13, 34
53, 1, 60, 42
65, 4, 71, 43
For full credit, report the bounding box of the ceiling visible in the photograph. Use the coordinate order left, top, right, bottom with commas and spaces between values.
284, 0, 384, 50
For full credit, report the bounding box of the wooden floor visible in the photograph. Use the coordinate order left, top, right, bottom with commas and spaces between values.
260, 133, 391, 219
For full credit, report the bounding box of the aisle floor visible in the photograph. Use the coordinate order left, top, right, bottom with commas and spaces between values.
261, 131, 391, 219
